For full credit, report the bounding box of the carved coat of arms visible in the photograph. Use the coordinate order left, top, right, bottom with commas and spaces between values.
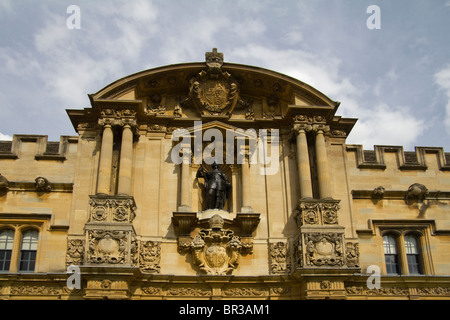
190, 214, 243, 275
189, 48, 239, 115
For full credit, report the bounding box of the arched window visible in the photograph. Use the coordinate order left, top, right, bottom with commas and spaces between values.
383, 234, 400, 275
405, 234, 423, 275
0, 229, 14, 272
19, 230, 38, 272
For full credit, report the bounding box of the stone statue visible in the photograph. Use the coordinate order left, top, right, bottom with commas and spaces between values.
196, 162, 231, 210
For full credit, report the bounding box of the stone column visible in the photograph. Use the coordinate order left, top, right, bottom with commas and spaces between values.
228, 165, 239, 213
97, 124, 114, 195
117, 124, 134, 195
239, 144, 253, 213
179, 147, 192, 211
314, 126, 332, 199
294, 125, 313, 199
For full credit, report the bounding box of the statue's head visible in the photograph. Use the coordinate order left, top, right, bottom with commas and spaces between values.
211, 162, 220, 170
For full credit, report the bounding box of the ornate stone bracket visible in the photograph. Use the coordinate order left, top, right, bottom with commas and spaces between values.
172, 211, 260, 275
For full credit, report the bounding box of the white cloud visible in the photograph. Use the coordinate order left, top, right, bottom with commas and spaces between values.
0, 133, 12, 141
346, 103, 426, 150
230, 44, 426, 150
434, 64, 450, 134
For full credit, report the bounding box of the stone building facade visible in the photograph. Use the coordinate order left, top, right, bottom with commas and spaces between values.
0, 49, 449, 300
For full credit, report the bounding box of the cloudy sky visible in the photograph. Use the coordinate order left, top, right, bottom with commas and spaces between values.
1, 0, 450, 151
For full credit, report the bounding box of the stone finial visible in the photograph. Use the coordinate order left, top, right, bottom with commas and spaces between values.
205, 48, 223, 72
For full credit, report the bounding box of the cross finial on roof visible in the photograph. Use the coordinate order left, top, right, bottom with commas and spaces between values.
205, 48, 224, 71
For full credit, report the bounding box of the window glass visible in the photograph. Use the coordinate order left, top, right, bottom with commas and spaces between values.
21, 230, 38, 251
405, 234, 422, 274
405, 235, 419, 254
19, 230, 38, 272
0, 230, 14, 272
383, 234, 400, 274
0, 230, 14, 250
383, 234, 397, 254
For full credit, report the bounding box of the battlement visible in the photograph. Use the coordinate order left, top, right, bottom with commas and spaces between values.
346, 144, 450, 171
0, 135, 78, 161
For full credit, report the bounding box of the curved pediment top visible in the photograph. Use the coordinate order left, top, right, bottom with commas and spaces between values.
91, 49, 337, 110
68, 49, 353, 136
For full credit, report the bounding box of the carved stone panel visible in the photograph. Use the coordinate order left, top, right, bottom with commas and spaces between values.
345, 242, 360, 268
296, 199, 340, 226
86, 229, 134, 265
89, 195, 136, 223
269, 242, 291, 274
303, 232, 344, 267
66, 239, 85, 267
139, 240, 161, 273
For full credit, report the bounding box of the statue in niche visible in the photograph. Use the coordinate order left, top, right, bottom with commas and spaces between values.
196, 162, 231, 210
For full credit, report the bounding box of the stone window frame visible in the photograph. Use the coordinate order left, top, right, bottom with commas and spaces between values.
0, 223, 42, 273
376, 221, 433, 276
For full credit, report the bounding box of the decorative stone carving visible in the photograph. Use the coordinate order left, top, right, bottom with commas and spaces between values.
35, 176, 51, 192
173, 105, 182, 118
304, 233, 344, 267
188, 48, 239, 116
345, 242, 360, 268
269, 242, 290, 274
222, 286, 264, 297
89, 195, 136, 223
66, 239, 85, 266
146, 93, 166, 115
10, 285, 61, 296
87, 230, 128, 265
98, 109, 138, 135
187, 214, 245, 275
296, 199, 340, 226
346, 286, 409, 296
405, 183, 428, 204
141, 286, 162, 295
372, 186, 385, 202
139, 240, 161, 273
167, 286, 212, 297
263, 94, 280, 119
293, 114, 327, 124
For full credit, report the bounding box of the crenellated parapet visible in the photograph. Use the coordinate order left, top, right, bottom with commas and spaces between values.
0, 135, 78, 161
347, 144, 450, 171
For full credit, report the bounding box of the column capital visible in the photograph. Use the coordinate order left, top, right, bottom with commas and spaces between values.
292, 123, 313, 134
312, 124, 330, 135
